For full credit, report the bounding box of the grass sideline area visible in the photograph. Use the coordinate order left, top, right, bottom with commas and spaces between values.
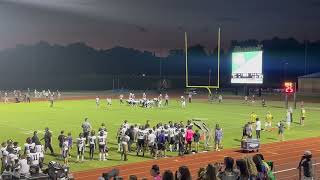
0, 98, 319, 172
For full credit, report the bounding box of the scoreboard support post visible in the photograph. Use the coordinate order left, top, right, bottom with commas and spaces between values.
285, 94, 288, 109
293, 82, 297, 109
284, 81, 296, 109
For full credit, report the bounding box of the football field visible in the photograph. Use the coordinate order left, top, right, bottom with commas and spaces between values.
1, 97, 319, 172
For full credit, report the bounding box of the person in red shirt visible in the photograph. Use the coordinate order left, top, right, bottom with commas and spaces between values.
185, 126, 194, 153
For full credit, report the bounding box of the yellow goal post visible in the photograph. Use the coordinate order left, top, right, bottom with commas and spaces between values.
185, 28, 221, 95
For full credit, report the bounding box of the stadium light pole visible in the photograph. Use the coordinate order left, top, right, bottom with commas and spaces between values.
208, 68, 211, 86
304, 40, 308, 75
282, 61, 289, 81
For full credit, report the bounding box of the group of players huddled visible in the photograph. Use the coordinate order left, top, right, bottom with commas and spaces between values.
124, 92, 170, 108
0, 132, 45, 177
115, 119, 206, 161
95, 92, 191, 109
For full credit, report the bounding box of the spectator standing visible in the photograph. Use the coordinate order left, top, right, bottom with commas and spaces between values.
218, 157, 239, 180
298, 151, 313, 180
176, 166, 192, 180
162, 170, 174, 180
252, 154, 268, 180
206, 164, 218, 180
244, 156, 258, 178
236, 159, 250, 180
129, 175, 138, 180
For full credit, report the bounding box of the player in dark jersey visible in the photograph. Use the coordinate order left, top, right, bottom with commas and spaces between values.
88, 130, 97, 160
41, 127, 54, 155
57, 130, 65, 159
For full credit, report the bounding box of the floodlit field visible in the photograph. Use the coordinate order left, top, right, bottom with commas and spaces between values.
1, 98, 319, 172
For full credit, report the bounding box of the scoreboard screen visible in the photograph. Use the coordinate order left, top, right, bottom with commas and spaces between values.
231, 51, 263, 84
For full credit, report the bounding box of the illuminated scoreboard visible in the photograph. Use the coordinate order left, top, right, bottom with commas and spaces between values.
231, 51, 263, 84
284, 82, 295, 93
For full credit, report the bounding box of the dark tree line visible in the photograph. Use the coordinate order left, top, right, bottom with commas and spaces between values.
0, 37, 319, 90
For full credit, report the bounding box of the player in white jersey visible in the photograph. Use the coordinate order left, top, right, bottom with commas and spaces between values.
158, 94, 163, 107
136, 127, 147, 156
168, 125, 176, 152
188, 93, 192, 103
119, 94, 124, 104
181, 96, 186, 108
122, 120, 130, 130
174, 128, 180, 151
7, 147, 16, 167
96, 96, 100, 108
88, 131, 97, 160
29, 149, 40, 167
12, 142, 21, 162
76, 133, 86, 162
147, 130, 157, 159
62, 137, 69, 165
165, 93, 169, 106
106, 98, 112, 106
116, 127, 123, 152
97, 131, 107, 161
133, 124, 139, 142
1, 142, 8, 172
24, 138, 35, 157
4, 92, 9, 103
35, 144, 44, 168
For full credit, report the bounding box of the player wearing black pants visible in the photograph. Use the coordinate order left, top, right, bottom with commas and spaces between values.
88, 131, 97, 160
42, 128, 54, 155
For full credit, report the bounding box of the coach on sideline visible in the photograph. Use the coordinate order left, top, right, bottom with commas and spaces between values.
82, 118, 92, 144
41, 127, 54, 155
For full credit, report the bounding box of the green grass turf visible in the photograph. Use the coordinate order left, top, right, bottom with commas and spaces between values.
0, 98, 319, 172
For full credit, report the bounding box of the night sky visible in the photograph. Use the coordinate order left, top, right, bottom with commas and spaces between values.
1, 0, 319, 54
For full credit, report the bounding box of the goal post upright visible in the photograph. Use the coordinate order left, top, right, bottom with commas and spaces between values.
184, 27, 221, 95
